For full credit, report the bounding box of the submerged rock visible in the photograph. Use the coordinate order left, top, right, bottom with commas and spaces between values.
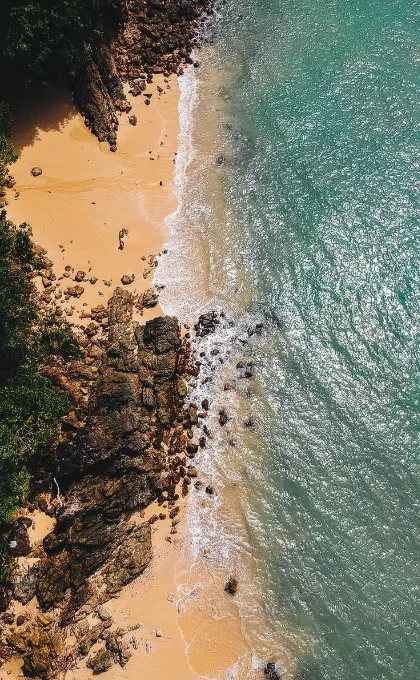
194, 310, 221, 337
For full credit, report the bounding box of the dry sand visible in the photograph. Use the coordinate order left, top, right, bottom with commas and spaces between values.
1, 75, 257, 680
5, 75, 179, 322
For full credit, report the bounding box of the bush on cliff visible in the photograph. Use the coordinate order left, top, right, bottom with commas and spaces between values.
0, 211, 79, 580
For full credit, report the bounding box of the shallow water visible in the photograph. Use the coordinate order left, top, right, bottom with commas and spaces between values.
158, 0, 420, 677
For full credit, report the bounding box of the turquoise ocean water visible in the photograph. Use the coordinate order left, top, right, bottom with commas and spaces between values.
158, 0, 420, 677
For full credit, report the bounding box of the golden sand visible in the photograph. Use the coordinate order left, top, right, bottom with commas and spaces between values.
5, 76, 179, 322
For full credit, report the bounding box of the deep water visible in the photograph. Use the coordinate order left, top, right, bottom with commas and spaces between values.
159, 0, 420, 678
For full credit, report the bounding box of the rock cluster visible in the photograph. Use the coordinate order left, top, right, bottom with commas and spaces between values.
5, 616, 64, 680
71, 0, 214, 148
33, 288, 194, 625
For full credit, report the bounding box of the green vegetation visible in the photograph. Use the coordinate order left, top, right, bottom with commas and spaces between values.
0, 104, 17, 188
0, 0, 112, 83
0, 0, 111, 584
0, 212, 80, 580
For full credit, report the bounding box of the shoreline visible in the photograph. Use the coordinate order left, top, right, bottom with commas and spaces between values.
0, 66, 255, 680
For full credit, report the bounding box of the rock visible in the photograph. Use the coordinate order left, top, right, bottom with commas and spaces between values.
169, 506, 180, 519
121, 273, 135, 285
129, 115, 138, 126
75, 270, 86, 282
225, 577, 238, 596
219, 408, 229, 426
167, 593, 175, 602
17, 621, 64, 679
2, 612, 15, 625
205, 485, 214, 495
8, 522, 31, 556
186, 440, 199, 454
194, 311, 220, 337
145, 640, 152, 654
117, 638, 132, 666
5, 631, 26, 652
66, 284, 84, 297
97, 605, 112, 621
37, 613, 52, 627
31, 166, 42, 177
142, 288, 158, 308
118, 227, 129, 250
16, 614, 26, 626
264, 661, 286, 678
12, 567, 37, 604
103, 523, 152, 594
0, 588, 12, 612
201, 398, 209, 410
87, 648, 113, 674
34, 290, 186, 619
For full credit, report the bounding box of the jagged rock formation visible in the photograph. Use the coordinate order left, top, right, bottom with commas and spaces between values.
32, 288, 190, 625
74, 0, 213, 148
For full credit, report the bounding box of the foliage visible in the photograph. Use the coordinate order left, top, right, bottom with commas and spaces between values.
0, 0, 112, 83
0, 104, 17, 188
0, 212, 79, 577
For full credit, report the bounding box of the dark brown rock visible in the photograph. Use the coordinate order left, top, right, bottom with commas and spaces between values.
225, 577, 238, 596
31, 166, 43, 177
8, 522, 31, 557
87, 647, 113, 674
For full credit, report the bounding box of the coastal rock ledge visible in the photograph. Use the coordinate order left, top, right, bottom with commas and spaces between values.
34, 287, 191, 625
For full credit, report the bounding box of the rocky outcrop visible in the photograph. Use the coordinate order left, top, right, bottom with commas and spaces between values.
6, 617, 65, 680
35, 288, 189, 622
71, 0, 213, 148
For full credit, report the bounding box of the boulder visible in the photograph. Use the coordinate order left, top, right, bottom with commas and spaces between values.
31, 166, 42, 177
142, 288, 158, 308
66, 284, 84, 297
8, 522, 31, 557
12, 567, 37, 604
97, 605, 112, 621
194, 311, 220, 337
87, 648, 113, 674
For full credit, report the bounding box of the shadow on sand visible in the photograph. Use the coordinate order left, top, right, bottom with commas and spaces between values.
9, 83, 78, 156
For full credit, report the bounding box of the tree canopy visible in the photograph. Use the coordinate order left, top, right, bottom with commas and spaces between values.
0, 213, 80, 579
0, 0, 111, 82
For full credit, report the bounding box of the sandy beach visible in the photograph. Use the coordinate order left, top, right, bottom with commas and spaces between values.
0, 71, 257, 680
5, 75, 179, 323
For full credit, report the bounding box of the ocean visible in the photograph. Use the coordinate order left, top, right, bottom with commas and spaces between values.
156, 0, 420, 677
